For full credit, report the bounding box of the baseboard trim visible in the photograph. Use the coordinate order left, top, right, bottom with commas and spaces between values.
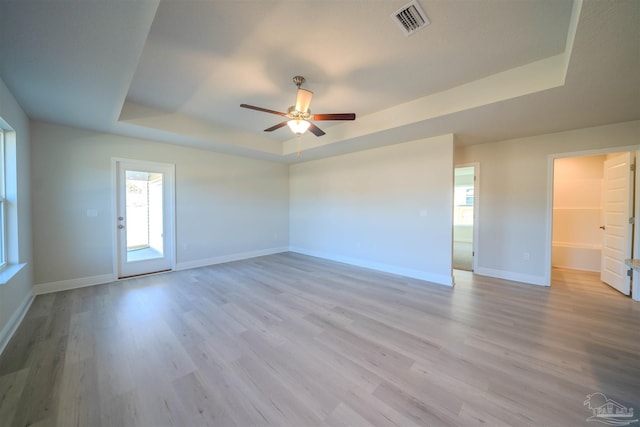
33, 248, 290, 294
34, 273, 117, 295
290, 247, 454, 287
175, 247, 289, 271
0, 290, 34, 356
32, 246, 460, 293
474, 266, 549, 286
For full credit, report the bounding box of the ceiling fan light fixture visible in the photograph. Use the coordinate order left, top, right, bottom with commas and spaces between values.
295, 88, 314, 113
240, 75, 355, 139
287, 119, 311, 136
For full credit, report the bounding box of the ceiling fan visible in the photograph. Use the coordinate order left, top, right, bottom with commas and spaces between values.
240, 76, 356, 137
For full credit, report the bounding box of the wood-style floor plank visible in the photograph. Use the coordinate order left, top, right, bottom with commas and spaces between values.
1, 253, 639, 426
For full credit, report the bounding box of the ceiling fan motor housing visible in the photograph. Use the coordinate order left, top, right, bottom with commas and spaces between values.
288, 106, 311, 120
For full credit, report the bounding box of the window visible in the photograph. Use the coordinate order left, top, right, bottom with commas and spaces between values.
0, 119, 23, 283
0, 129, 5, 269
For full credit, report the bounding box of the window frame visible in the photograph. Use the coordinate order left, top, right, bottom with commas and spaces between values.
0, 129, 6, 270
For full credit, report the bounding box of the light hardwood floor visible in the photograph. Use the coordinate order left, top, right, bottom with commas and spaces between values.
1, 253, 638, 426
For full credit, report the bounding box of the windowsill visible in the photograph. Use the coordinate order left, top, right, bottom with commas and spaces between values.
0, 263, 26, 285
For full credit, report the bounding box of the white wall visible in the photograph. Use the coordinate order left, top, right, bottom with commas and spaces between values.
19, 110, 640, 305
290, 134, 454, 286
0, 78, 33, 351
456, 120, 640, 285
31, 121, 289, 291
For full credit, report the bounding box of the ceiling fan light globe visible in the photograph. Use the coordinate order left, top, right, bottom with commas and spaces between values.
287, 119, 311, 136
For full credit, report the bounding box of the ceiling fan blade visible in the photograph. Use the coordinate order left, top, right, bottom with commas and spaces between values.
264, 121, 288, 132
295, 89, 313, 113
313, 113, 356, 121
240, 104, 287, 116
308, 122, 326, 137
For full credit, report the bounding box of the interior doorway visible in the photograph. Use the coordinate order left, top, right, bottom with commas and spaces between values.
114, 159, 175, 278
551, 151, 634, 295
453, 165, 477, 271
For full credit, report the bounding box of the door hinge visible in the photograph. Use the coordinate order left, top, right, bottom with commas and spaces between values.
631, 162, 636, 172
628, 268, 634, 278
630, 217, 635, 225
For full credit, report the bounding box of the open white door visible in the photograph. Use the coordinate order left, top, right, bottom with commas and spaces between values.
116, 160, 175, 278
634, 151, 640, 302
600, 152, 633, 295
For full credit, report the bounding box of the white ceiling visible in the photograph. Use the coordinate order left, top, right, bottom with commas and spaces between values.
1, 0, 638, 163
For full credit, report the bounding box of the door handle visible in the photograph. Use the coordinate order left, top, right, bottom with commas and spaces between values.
600, 225, 606, 230
118, 224, 125, 229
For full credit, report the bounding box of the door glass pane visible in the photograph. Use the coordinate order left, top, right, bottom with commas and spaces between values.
125, 170, 164, 262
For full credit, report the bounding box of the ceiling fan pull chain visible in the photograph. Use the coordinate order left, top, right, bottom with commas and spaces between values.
297, 136, 302, 158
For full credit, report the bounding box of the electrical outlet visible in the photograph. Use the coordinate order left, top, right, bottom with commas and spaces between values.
523, 252, 530, 261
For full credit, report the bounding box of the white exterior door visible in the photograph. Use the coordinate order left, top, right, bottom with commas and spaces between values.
116, 160, 175, 278
600, 152, 633, 295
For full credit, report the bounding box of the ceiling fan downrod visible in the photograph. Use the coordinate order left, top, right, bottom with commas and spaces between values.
293, 75, 305, 89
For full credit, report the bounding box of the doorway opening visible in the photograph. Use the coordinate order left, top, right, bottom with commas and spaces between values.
550, 151, 634, 295
114, 159, 175, 279
454, 165, 477, 271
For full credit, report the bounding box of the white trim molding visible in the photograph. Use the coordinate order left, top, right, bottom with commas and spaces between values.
0, 262, 26, 285
290, 247, 454, 287
474, 266, 549, 287
175, 247, 289, 271
34, 248, 290, 294
0, 290, 34, 355
34, 273, 117, 295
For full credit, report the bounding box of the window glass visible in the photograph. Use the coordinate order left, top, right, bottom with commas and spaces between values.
0, 129, 5, 268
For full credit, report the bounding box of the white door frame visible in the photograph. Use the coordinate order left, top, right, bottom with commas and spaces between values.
545, 145, 639, 287
454, 162, 480, 272
634, 150, 640, 302
112, 158, 176, 279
